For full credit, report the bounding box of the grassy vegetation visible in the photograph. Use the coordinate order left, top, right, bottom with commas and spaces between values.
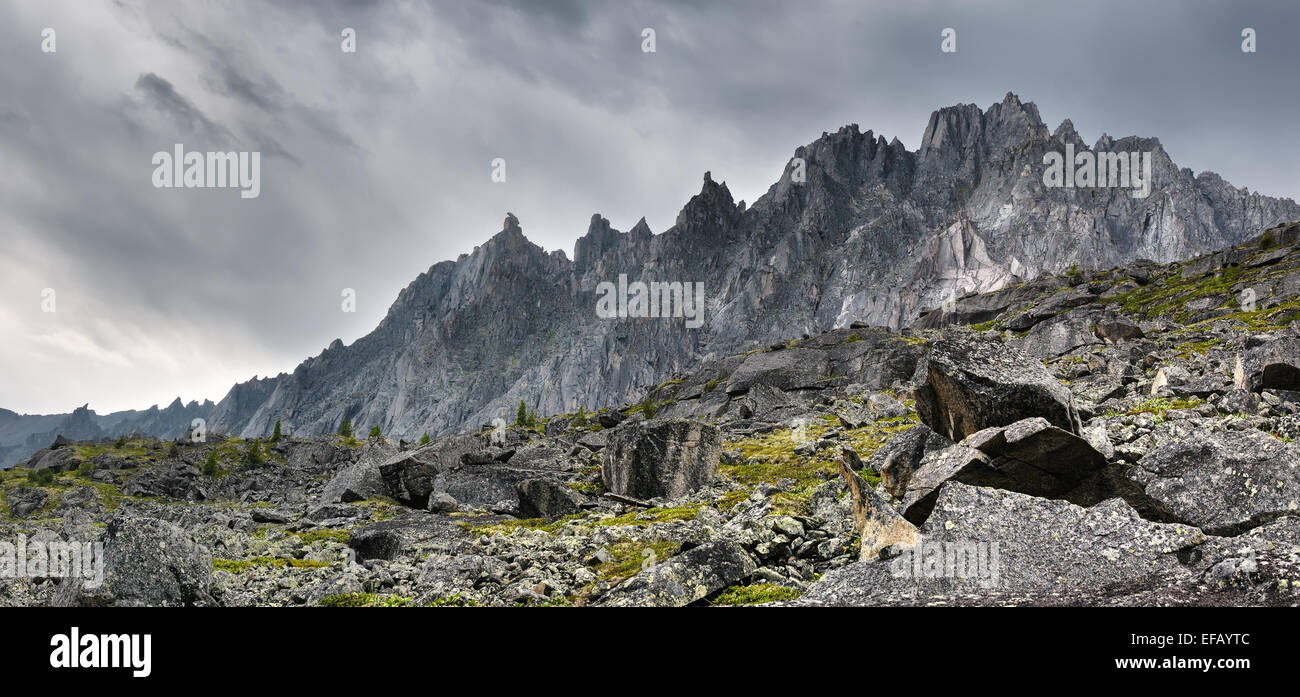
213, 557, 332, 573
712, 583, 803, 605
1173, 337, 1221, 358
319, 592, 413, 607
1105, 397, 1204, 420
292, 529, 351, 545
596, 539, 681, 585
72, 437, 159, 467
465, 504, 703, 537
720, 412, 915, 515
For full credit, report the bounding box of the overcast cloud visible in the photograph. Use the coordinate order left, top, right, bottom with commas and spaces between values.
2, 0, 1297, 414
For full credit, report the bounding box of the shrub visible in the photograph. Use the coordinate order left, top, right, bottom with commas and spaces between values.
419, 432, 430, 445
640, 396, 657, 420
368, 425, 381, 439
26, 468, 56, 486
114, 436, 126, 449
202, 451, 220, 477
244, 438, 264, 466
339, 419, 354, 438
270, 420, 282, 443
1260, 230, 1277, 249
167, 442, 180, 458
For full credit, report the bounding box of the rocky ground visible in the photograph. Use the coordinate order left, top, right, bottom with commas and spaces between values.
3, 222, 1300, 607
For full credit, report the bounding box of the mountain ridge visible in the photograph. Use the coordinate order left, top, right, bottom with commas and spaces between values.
4, 92, 1298, 466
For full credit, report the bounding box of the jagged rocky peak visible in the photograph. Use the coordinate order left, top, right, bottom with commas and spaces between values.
672, 171, 741, 232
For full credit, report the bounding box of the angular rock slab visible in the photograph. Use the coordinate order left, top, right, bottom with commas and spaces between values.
901, 417, 1107, 524
867, 423, 953, 500
800, 482, 1206, 606
838, 451, 920, 561
602, 419, 721, 500
915, 336, 1083, 442
1132, 429, 1300, 535
597, 541, 756, 607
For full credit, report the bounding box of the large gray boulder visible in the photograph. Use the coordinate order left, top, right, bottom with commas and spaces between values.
55, 515, 214, 607
319, 459, 385, 504
914, 336, 1083, 441
801, 482, 1206, 606
377, 452, 436, 508
7, 487, 48, 518
901, 417, 1107, 524
602, 419, 721, 499
1132, 430, 1300, 535
123, 462, 207, 501
597, 541, 756, 607
516, 478, 586, 519
1242, 331, 1300, 392
724, 347, 829, 393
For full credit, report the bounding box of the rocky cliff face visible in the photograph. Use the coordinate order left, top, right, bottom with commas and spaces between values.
205, 93, 1295, 442
7, 93, 1299, 457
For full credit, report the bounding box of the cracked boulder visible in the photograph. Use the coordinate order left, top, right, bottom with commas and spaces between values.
867, 423, 953, 500
377, 452, 436, 508
915, 336, 1083, 442
1242, 330, 1300, 392
516, 478, 586, 519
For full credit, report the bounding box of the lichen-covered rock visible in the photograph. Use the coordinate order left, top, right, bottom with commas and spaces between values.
1242, 329, 1300, 392
1131, 430, 1300, 534
801, 482, 1206, 605
597, 541, 756, 607
7, 487, 48, 518
915, 336, 1083, 441
54, 515, 214, 607
724, 348, 830, 394
602, 419, 721, 499
319, 459, 385, 504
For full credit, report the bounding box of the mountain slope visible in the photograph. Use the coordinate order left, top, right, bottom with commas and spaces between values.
6, 93, 1299, 461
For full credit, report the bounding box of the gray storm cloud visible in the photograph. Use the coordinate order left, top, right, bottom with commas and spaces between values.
1, 0, 1297, 414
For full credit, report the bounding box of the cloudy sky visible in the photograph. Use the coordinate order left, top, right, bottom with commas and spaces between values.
2, 0, 1297, 415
